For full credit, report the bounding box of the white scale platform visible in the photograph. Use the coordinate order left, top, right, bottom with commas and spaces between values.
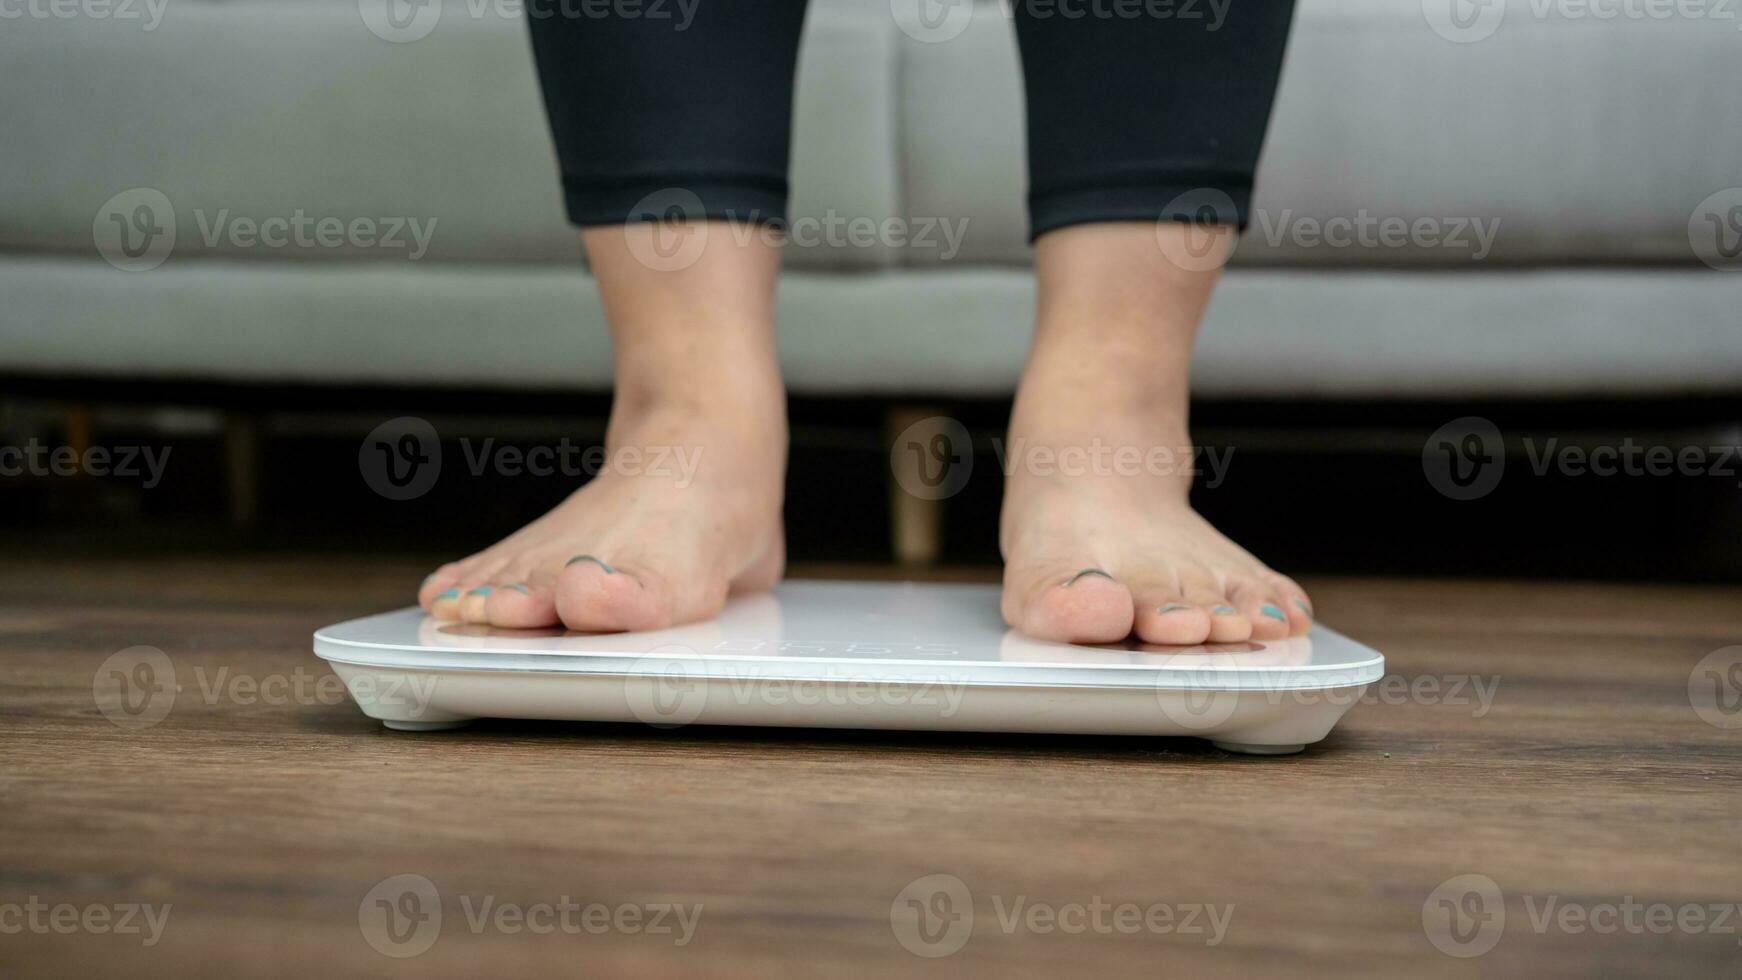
313, 580, 1383, 755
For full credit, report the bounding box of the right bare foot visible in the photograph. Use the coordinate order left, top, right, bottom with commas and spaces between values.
417, 220, 787, 632
418, 387, 785, 632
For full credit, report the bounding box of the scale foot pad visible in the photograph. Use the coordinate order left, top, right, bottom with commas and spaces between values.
382, 719, 475, 732
1211, 741, 1305, 756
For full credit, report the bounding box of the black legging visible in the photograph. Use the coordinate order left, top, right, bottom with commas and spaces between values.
527, 0, 1296, 239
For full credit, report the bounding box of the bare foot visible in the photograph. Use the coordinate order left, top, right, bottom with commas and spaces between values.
998, 222, 1312, 646
417, 386, 784, 632
417, 220, 787, 632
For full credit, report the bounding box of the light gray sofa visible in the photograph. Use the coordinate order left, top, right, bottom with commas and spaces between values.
3, 0, 1741, 399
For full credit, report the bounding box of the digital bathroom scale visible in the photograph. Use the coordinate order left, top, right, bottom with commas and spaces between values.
313, 580, 1383, 755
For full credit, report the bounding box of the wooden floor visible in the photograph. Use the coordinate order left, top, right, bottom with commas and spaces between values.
2, 556, 1738, 978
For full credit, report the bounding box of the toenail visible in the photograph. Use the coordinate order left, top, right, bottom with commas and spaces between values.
468, 586, 492, 596
423, 573, 435, 584
1295, 598, 1312, 617
566, 554, 616, 574
1260, 603, 1287, 622
1064, 567, 1113, 587
506, 583, 531, 595
1211, 604, 1237, 615
1159, 603, 1192, 614
436, 588, 459, 599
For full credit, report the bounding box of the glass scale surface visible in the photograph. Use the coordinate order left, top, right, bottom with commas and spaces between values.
314, 580, 1384, 754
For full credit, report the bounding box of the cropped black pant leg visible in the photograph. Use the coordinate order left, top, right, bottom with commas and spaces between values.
526, 1, 1296, 237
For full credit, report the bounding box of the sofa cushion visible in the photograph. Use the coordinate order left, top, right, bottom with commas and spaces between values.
0, 0, 901, 269
7, 256, 1739, 398
899, 0, 1742, 266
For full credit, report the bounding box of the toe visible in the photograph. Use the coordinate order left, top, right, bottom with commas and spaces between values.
1269, 576, 1314, 636
1133, 596, 1212, 646
1200, 594, 1253, 643
428, 586, 464, 620
484, 577, 561, 629
554, 554, 668, 633
459, 586, 493, 624
419, 564, 463, 609
1003, 562, 1135, 644
1229, 580, 1292, 641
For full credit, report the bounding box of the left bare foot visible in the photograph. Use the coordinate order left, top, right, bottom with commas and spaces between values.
998, 222, 1313, 646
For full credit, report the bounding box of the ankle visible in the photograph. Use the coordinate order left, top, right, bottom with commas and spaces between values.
1018, 329, 1191, 425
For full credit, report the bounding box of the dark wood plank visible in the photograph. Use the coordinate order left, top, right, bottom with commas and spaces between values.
1, 557, 1738, 978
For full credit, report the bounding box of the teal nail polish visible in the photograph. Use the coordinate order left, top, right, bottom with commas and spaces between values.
423, 573, 435, 584
566, 554, 616, 574
1211, 604, 1237, 615
1065, 568, 1113, 587
507, 583, 531, 595
436, 588, 459, 599
1158, 603, 1191, 614
1261, 603, 1287, 622
468, 586, 492, 596
1296, 598, 1313, 617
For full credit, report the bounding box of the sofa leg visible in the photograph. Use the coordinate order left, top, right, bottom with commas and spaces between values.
224, 413, 261, 531
64, 404, 94, 461
886, 406, 946, 567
